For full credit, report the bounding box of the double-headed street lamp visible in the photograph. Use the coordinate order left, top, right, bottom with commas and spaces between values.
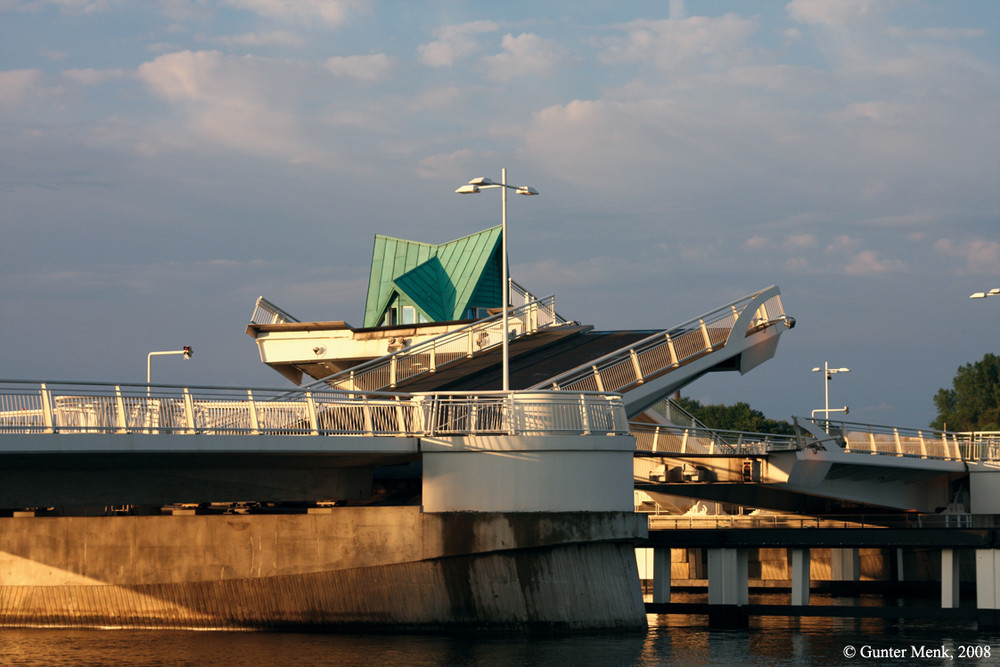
970, 288, 1000, 299
811, 361, 850, 419
455, 168, 539, 392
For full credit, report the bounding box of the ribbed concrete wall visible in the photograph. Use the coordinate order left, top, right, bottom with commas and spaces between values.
0, 543, 644, 630
0, 509, 646, 630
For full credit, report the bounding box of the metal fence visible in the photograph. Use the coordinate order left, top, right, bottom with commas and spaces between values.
531, 286, 788, 393
313, 292, 567, 392
632, 422, 799, 456
0, 381, 628, 438
630, 417, 1000, 464
814, 418, 1000, 464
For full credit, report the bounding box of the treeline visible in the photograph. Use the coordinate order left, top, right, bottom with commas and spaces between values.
931, 353, 1000, 432
672, 396, 795, 435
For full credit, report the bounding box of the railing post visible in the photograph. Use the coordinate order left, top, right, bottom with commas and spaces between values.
893, 428, 902, 457
394, 396, 407, 434
389, 356, 397, 388
699, 318, 712, 350
579, 394, 591, 436
629, 349, 644, 385
305, 392, 319, 435
362, 395, 374, 435
40, 383, 55, 434
591, 366, 604, 391
666, 334, 679, 367
183, 388, 196, 434
247, 389, 260, 434
681, 429, 689, 454
918, 430, 928, 459
114, 385, 128, 434
652, 427, 659, 453
430, 343, 437, 372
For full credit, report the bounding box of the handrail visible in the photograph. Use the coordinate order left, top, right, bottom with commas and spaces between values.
631, 422, 799, 456
529, 286, 788, 392
0, 381, 628, 438
808, 418, 1000, 464
250, 296, 300, 325
303, 294, 567, 393
631, 416, 1000, 464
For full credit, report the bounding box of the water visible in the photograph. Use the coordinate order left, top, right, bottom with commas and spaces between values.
2, 597, 998, 666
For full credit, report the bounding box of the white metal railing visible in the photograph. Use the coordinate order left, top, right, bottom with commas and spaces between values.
811, 418, 1000, 464
250, 296, 300, 325
531, 286, 788, 392
308, 294, 568, 392
632, 422, 799, 456
0, 381, 628, 438
631, 416, 1000, 464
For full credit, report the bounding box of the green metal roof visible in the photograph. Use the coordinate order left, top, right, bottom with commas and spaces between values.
363, 226, 503, 327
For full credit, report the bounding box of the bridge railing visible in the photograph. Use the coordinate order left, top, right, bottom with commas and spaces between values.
530, 286, 789, 392
631, 422, 799, 456
309, 291, 567, 392
0, 381, 628, 438
812, 419, 1000, 464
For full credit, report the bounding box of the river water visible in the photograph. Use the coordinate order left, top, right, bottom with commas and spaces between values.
2, 595, 998, 666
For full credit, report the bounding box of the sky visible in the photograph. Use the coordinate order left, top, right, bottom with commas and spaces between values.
1, 0, 998, 430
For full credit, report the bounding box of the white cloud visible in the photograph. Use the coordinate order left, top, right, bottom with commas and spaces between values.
418, 21, 498, 68
216, 30, 304, 48
786, 0, 891, 27
885, 26, 986, 40
934, 239, 1000, 275
324, 53, 395, 81
745, 236, 771, 250
481, 33, 571, 81
62, 67, 126, 85
599, 15, 757, 70
842, 249, 906, 275
221, 0, 366, 27
784, 234, 817, 249
136, 50, 309, 159
415, 148, 480, 180
0, 69, 44, 107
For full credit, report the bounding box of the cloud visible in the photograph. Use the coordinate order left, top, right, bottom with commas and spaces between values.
415, 148, 480, 180
745, 236, 771, 250
220, 0, 366, 27
481, 33, 572, 81
135, 50, 309, 160
786, 0, 891, 27
216, 30, 304, 48
841, 249, 906, 275
599, 14, 757, 70
784, 234, 817, 249
0, 69, 44, 107
62, 67, 126, 85
418, 20, 498, 68
323, 53, 395, 81
885, 26, 987, 40
934, 239, 1000, 275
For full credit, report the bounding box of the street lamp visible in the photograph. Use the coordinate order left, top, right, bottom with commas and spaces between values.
455, 168, 539, 392
811, 362, 849, 419
970, 288, 1000, 299
147, 346, 193, 385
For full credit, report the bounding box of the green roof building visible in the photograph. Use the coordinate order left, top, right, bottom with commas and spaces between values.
363, 226, 504, 328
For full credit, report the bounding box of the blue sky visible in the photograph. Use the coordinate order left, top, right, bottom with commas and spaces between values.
1, 0, 998, 429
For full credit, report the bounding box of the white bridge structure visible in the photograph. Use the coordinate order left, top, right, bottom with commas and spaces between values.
0, 381, 633, 513
634, 417, 1000, 515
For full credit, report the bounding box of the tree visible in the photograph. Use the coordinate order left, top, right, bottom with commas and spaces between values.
672, 396, 795, 435
930, 353, 1000, 432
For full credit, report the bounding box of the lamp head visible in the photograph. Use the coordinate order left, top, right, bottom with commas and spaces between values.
455, 184, 480, 194
468, 177, 496, 186
516, 186, 539, 195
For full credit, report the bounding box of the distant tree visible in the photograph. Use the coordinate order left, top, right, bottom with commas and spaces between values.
931, 353, 1000, 431
673, 396, 795, 435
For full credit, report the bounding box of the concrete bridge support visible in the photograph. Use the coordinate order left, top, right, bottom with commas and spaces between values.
942, 548, 960, 609
652, 548, 671, 604
976, 549, 1000, 630
790, 548, 810, 606
707, 548, 748, 628
830, 547, 860, 583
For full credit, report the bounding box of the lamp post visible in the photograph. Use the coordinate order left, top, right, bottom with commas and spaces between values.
147, 346, 193, 385
455, 168, 539, 392
970, 288, 1000, 299
811, 362, 849, 419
